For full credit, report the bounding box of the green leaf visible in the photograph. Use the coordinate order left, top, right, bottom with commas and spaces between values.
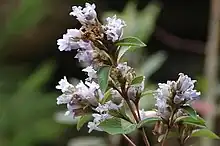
181, 105, 197, 119
121, 119, 136, 134
191, 129, 220, 139
99, 118, 123, 135
175, 116, 206, 128
97, 66, 111, 93
77, 115, 92, 131
140, 90, 154, 97
117, 46, 132, 62
115, 37, 146, 47
101, 88, 112, 104
99, 118, 136, 135
137, 117, 161, 128
131, 76, 145, 85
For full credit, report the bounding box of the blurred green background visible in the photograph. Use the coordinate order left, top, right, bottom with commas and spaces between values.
0, 0, 219, 146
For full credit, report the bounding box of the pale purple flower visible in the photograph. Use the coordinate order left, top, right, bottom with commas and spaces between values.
75, 49, 94, 64
57, 29, 82, 51
174, 73, 200, 104
70, 3, 97, 25
103, 15, 126, 42
82, 66, 97, 81
56, 94, 72, 105
56, 76, 74, 93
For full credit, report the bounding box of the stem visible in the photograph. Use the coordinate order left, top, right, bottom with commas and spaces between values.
122, 134, 136, 146
161, 108, 176, 146
141, 127, 151, 146
126, 99, 150, 146
161, 128, 169, 146
126, 99, 139, 123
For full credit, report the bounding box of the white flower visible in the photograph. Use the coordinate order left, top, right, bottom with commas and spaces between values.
82, 66, 97, 80
174, 73, 200, 104
57, 29, 81, 51
75, 49, 94, 64
87, 113, 111, 133
65, 104, 82, 116
95, 101, 121, 113
56, 94, 72, 105
87, 121, 102, 133
70, 3, 97, 25
56, 76, 74, 93
103, 15, 126, 42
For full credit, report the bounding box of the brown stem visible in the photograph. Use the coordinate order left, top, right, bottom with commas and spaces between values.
161, 128, 169, 146
122, 134, 136, 146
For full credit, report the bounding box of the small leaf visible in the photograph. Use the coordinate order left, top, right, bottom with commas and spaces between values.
181, 105, 197, 119
99, 118, 123, 135
131, 76, 145, 85
137, 117, 161, 128
115, 37, 146, 47
191, 129, 220, 139
175, 116, 206, 128
121, 119, 136, 134
101, 88, 112, 104
77, 115, 92, 131
97, 66, 111, 93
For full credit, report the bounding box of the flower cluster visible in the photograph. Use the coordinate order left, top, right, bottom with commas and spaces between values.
56, 3, 129, 132
154, 73, 201, 120
57, 3, 126, 66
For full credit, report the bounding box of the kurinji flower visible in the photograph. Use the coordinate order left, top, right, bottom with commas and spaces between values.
82, 66, 97, 81
174, 73, 200, 104
154, 73, 200, 120
95, 101, 122, 113
57, 29, 82, 51
75, 49, 94, 64
56, 76, 74, 93
103, 15, 126, 42
70, 3, 97, 25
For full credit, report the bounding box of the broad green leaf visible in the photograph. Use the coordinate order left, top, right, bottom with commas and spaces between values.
97, 66, 111, 93
77, 115, 92, 131
191, 129, 220, 139
121, 119, 136, 134
175, 116, 206, 128
181, 105, 197, 119
99, 118, 123, 135
137, 117, 161, 128
131, 76, 145, 85
99, 118, 136, 135
115, 37, 146, 47
101, 88, 112, 104
109, 109, 131, 123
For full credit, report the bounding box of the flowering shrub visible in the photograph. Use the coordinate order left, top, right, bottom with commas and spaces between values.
56, 3, 219, 146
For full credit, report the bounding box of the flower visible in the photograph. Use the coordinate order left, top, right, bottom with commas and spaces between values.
56, 94, 72, 105
174, 73, 200, 104
56, 76, 74, 93
70, 3, 97, 25
103, 15, 126, 42
154, 73, 200, 120
57, 29, 82, 51
95, 101, 122, 113
82, 66, 97, 81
